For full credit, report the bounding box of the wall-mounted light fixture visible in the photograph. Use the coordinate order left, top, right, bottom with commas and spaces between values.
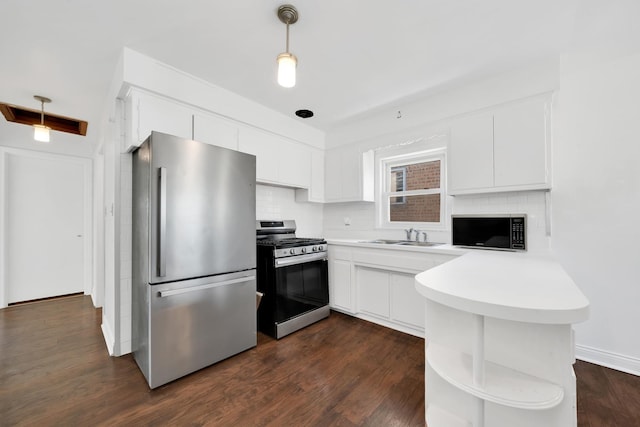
33, 95, 51, 142
276, 4, 299, 88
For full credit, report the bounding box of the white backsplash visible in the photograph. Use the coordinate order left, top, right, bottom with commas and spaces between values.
322, 190, 550, 252
256, 185, 324, 238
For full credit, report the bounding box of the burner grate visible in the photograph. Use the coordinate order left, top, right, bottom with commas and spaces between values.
257, 237, 326, 248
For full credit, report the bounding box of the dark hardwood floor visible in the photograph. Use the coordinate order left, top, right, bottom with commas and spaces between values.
0, 296, 638, 426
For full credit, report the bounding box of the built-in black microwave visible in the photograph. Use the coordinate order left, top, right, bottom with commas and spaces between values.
452, 214, 526, 251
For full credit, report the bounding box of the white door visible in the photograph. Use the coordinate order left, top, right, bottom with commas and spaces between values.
4, 150, 88, 304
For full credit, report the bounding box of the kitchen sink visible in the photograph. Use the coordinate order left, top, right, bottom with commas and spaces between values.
395, 241, 444, 247
359, 239, 405, 244
359, 239, 444, 247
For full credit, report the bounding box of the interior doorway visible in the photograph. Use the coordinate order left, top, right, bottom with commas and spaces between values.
1, 148, 92, 307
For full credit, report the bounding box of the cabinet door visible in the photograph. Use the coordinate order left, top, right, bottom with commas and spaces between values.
278, 139, 311, 188
448, 113, 494, 192
238, 126, 279, 183
309, 148, 324, 201
356, 267, 389, 318
192, 113, 238, 150
340, 145, 361, 200
324, 149, 343, 201
329, 259, 354, 313
324, 145, 373, 202
493, 99, 548, 187
390, 273, 424, 330
137, 92, 193, 143
124, 90, 193, 152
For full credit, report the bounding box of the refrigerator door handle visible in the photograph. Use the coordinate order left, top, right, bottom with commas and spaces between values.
158, 275, 256, 298
158, 167, 167, 277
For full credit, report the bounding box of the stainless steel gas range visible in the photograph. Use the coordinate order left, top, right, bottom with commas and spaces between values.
256, 220, 329, 339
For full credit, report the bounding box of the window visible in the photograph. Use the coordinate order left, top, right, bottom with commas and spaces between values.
377, 148, 445, 228
390, 166, 406, 204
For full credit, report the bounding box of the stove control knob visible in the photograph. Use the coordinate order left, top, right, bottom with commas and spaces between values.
289, 249, 295, 255
312, 246, 317, 252
301, 247, 307, 254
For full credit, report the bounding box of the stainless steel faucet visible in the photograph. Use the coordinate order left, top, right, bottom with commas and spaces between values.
404, 227, 414, 241
414, 230, 428, 242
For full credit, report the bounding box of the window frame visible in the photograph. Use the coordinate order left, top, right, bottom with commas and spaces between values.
390, 166, 407, 205
376, 147, 446, 230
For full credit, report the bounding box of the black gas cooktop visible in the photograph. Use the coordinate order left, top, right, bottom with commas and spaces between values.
257, 237, 326, 249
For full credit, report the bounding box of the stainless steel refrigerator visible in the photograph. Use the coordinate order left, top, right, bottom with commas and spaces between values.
132, 131, 257, 389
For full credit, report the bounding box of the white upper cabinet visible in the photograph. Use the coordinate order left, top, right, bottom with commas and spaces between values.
238, 126, 311, 189
493, 98, 548, 188
295, 147, 325, 203
448, 95, 551, 195
124, 89, 192, 152
448, 113, 494, 192
238, 126, 279, 183
124, 88, 320, 192
192, 112, 239, 151
324, 145, 374, 202
278, 139, 311, 189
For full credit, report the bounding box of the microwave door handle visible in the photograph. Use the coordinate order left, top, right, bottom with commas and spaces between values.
158, 167, 167, 277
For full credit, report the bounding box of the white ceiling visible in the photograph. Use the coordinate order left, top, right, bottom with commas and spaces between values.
1, 0, 636, 156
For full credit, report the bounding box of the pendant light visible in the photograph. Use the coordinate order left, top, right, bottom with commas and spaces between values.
276, 4, 298, 88
33, 95, 51, 142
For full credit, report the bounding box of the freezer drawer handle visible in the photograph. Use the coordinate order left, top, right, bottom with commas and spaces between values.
158, 167, 167, 277
158, 275, 256, 298
275, 252, 327, 268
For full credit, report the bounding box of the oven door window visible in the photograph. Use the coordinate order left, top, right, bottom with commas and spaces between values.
274, 259, 328, 323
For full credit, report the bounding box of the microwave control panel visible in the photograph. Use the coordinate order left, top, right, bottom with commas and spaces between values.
511, 218, 526, 250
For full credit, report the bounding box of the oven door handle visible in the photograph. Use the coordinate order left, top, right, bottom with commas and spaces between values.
275, 252, 327, 268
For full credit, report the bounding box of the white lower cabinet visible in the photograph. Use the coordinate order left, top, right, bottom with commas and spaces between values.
357, 267, 424, 331
328, 243, 457, 336
356, 267, 390, 318
390, 273, 425, 328
328, 247, 355, 313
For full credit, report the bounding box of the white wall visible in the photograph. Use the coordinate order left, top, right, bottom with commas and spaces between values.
553, 50, 640, 374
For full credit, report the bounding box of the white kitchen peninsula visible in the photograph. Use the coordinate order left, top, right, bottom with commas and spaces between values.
415, 251, 589, 427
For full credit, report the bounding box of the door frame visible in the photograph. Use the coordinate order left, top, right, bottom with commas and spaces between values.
0, 147, 93, 308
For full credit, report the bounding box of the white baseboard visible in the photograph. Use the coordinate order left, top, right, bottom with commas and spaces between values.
101, 321, 115, 356
576, 344, 640, 377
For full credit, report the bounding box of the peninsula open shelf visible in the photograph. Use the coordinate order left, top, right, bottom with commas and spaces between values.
415, 251, 589, 427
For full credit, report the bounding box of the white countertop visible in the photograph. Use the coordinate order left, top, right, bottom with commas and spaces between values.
326, 238, 467, 256
414, 250, 589, 324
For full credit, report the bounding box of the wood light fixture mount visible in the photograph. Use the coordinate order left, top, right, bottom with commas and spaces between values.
0, 97, 88, 140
